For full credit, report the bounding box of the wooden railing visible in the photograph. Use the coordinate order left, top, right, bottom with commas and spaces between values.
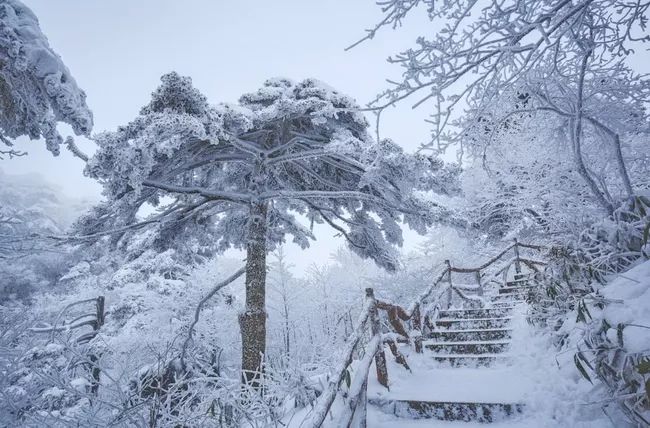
302, 240, 547, 427
29, 296, 106, 394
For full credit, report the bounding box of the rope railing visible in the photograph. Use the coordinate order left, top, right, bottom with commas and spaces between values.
302, 239, 548, 427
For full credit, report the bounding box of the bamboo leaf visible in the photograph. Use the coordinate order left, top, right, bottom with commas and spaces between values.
582, 301, 592, 321
574, 354, 593, 384
638, 197, 647, 217
577, 351, 594, 371
344, 368, 351, 389
637, 358, 650, 375
576, 301, 586, 324
617, 323, 625, 348
601, 319, 611, 333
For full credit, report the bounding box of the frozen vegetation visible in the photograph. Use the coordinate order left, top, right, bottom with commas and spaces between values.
1, 0, 649, 427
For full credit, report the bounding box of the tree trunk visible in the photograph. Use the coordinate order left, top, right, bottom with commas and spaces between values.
239, 201, 268, 389
586, 117, 634, 199
572, 50, 614, 216
282, 295, 290, 358
612, 133, 633, 197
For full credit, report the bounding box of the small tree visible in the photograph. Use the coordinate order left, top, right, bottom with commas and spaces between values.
81, 73, 458, 388
267, 246, 295, 359
0, 0, 92, 158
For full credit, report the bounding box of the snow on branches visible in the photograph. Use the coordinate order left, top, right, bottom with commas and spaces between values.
360, 0, 650, 153
83, 72, 458, 271
0, 0, 92, 157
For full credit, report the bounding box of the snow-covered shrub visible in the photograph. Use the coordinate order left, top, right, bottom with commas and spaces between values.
577, 195, 650, 275
0, 323, 96, 425
528, 243, 650, 425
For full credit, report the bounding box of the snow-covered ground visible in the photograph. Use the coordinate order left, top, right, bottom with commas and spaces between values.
286, 257, 650, 428
365, 301, 631, 427
597, 260, 650, 355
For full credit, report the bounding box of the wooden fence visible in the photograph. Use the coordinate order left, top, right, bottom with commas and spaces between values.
303, 239, 547, 427
29, 296, 105, 394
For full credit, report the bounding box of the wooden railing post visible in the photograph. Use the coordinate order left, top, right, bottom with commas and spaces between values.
351, 379, 368, 428
90, 296, 105, 395
475, 270, 483, 296
444, 260, 453, 307
412, 304, 423, 353
366, 288, 388, 389
513, 238, 522, 275
96, 296, 105, 328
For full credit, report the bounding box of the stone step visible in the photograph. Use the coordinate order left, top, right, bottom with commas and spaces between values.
499, 285, 534, 295
491, 293, 527, 302
491, 300, 525, 308
435, 316, 513, 330
438, 307, 515, 320
369, 398, 524, 422
428, 328, 513, 342
424, 340, 510, 354
429, 354, 510, 367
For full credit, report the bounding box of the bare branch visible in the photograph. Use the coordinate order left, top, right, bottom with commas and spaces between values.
180, 266, 246, 367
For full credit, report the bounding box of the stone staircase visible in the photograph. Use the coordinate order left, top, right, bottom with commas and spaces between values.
369, 276, 533, 424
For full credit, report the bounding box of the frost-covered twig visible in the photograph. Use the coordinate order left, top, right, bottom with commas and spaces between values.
180, 266, 246, 367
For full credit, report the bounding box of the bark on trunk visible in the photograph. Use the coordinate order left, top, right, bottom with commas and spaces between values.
572, 50, 614, 215
239, 201, 268, 389
585, 117, 634, 199
612, 133, 634, 197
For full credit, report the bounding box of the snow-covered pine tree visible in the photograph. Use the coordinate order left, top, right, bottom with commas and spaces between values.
80, 73, 458, 388
0, 0, 92, 158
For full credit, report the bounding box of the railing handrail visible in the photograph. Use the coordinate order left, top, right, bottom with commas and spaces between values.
302, 239, 547, 427
401, 240, 544, 317
29, 296, 105, 343
28, 295, 106, 395
303, 290, 376, 428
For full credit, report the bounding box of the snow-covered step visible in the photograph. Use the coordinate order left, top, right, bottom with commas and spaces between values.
369, 398, 524, 422
368, 351, 535, 428
368, 366, 530, 402
499, 285, 534, 295
435, 316, 513, 330
424, 339, 510, 354
428, 328, 513, 342
490, 300, 526, 308
429, 354, 511, 367
492, 293, 528, 302
438, 307, 515, 320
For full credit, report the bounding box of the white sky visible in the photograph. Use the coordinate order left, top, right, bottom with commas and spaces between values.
1, 0, 436, 273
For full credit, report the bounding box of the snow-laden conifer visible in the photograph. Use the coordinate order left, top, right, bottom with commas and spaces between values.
0, 0, 92, 158
81, 72, 458, 386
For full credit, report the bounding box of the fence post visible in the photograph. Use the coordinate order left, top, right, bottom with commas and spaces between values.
412, 304, 423, 353
90, 296, 105, 395
445, 260, 453, 307
475, 270, 483, 296
513, 238, 522, 275
351, 378, 368, 428
96, 296, 105, 328
366, 288, 388, 389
